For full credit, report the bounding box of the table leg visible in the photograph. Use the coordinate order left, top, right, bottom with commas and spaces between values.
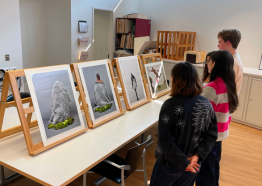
0, 165, 21, 186
83, 173, 86, 186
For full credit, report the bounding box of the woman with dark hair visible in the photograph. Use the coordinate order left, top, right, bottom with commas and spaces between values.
196, 50, 239, 186
202, 51, 216, 86
150, 62, 217, 186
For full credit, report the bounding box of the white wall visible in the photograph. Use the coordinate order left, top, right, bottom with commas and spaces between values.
19, 0, 46, 69
19, 0, 71, 68
0, 0, 23, 70
71, 0, 93, 63
45, 0, 71, 66
93, 0, 120, 10
71, 0, 138, 63
138, 0, 262, 68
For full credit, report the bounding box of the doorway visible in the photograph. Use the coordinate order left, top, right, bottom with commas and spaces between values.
93, 8, 113, 61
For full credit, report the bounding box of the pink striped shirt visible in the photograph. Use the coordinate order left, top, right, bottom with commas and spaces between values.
202, 77, 231, 141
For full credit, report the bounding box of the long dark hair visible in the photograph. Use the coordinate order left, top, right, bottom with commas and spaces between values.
210, 50, 238, 113
202, 51, 216, 83
171, 62, 202, 97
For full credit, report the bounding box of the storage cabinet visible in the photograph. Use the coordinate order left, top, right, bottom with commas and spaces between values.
245, 77, 262, 126
115, 18, 151, 56
232, 75, 249, 120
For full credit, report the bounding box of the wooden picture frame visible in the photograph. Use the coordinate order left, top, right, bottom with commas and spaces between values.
0, 66, 88, 155
140, 53, 163, 74
140, 53, 170, 99
113, 56, 151, 110
144, 61, 171, 99
25, 65, 86, 147
259, 54, 262, 70
71, 59, 126, 128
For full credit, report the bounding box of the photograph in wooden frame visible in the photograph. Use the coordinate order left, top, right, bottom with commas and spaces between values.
145, 61, 170, 99
115, 56, 150, 110
24, 65, 86, 147
77, 60, 121, 126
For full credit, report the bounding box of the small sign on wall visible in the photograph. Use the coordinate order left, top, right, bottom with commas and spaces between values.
78, 51, 89, 61
78, 21, 88, 33
78, 37, 89, 47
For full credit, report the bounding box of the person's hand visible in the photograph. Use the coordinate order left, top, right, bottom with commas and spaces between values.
185, 164, 197, 173
189, 155, 199, 167
186, 155, 200, 172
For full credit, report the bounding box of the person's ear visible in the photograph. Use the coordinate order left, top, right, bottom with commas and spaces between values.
226, 40, 231, 46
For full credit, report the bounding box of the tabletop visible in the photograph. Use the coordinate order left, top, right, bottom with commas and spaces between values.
0, 95, 169, 186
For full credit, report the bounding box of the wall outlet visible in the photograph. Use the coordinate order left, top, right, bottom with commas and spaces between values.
5, 54, 10, 61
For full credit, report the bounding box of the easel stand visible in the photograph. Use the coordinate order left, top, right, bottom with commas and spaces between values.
71, 59, 126, 129
0, 68, 88, 156
140, 53, 162, 74
140, 53, 171, 100
112, 56, 151, 111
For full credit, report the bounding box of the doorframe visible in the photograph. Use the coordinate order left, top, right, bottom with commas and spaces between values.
92, 6, 114, 61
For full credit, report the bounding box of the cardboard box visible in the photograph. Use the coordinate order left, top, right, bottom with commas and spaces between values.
127, 14, 148, 19
184, 51, 207, 64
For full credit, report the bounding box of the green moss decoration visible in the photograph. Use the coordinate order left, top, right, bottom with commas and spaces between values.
48, 117, 75, 130
94, 103, 112, 113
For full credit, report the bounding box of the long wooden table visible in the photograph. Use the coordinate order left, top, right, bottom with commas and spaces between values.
0, 96, 168, 186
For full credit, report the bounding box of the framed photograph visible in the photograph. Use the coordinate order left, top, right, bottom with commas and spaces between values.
117, 56, 147, 108
24, 65, 86, 146
259, 54, 262, 70
78, 21, 88, 33
78, 60, 120, 125
145, 61, 169, 98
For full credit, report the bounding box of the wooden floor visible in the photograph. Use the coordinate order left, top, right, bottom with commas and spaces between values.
5, 122, 262, 186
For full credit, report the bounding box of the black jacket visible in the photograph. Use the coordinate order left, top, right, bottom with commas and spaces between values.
155, 95, 218, 172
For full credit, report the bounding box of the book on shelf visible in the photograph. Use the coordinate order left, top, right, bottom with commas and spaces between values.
117, 18, 134, 34
125, 35, 134, 49
117, 34, 134, 49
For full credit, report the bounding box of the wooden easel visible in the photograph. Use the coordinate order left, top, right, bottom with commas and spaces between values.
140, 53, 163, 74
112, 56, 151, 111
70, 59, 126, 129
0, 68, 88, 156
140, 53, 171, 99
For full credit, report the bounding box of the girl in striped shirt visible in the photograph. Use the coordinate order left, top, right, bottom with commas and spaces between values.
196, 50, 239, 186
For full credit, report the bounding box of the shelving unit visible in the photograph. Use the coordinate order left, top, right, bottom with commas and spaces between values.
115, 18, 151, 57
157, 31, 196, 60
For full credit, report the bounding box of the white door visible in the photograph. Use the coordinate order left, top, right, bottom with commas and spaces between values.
94, 9, 113, 60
